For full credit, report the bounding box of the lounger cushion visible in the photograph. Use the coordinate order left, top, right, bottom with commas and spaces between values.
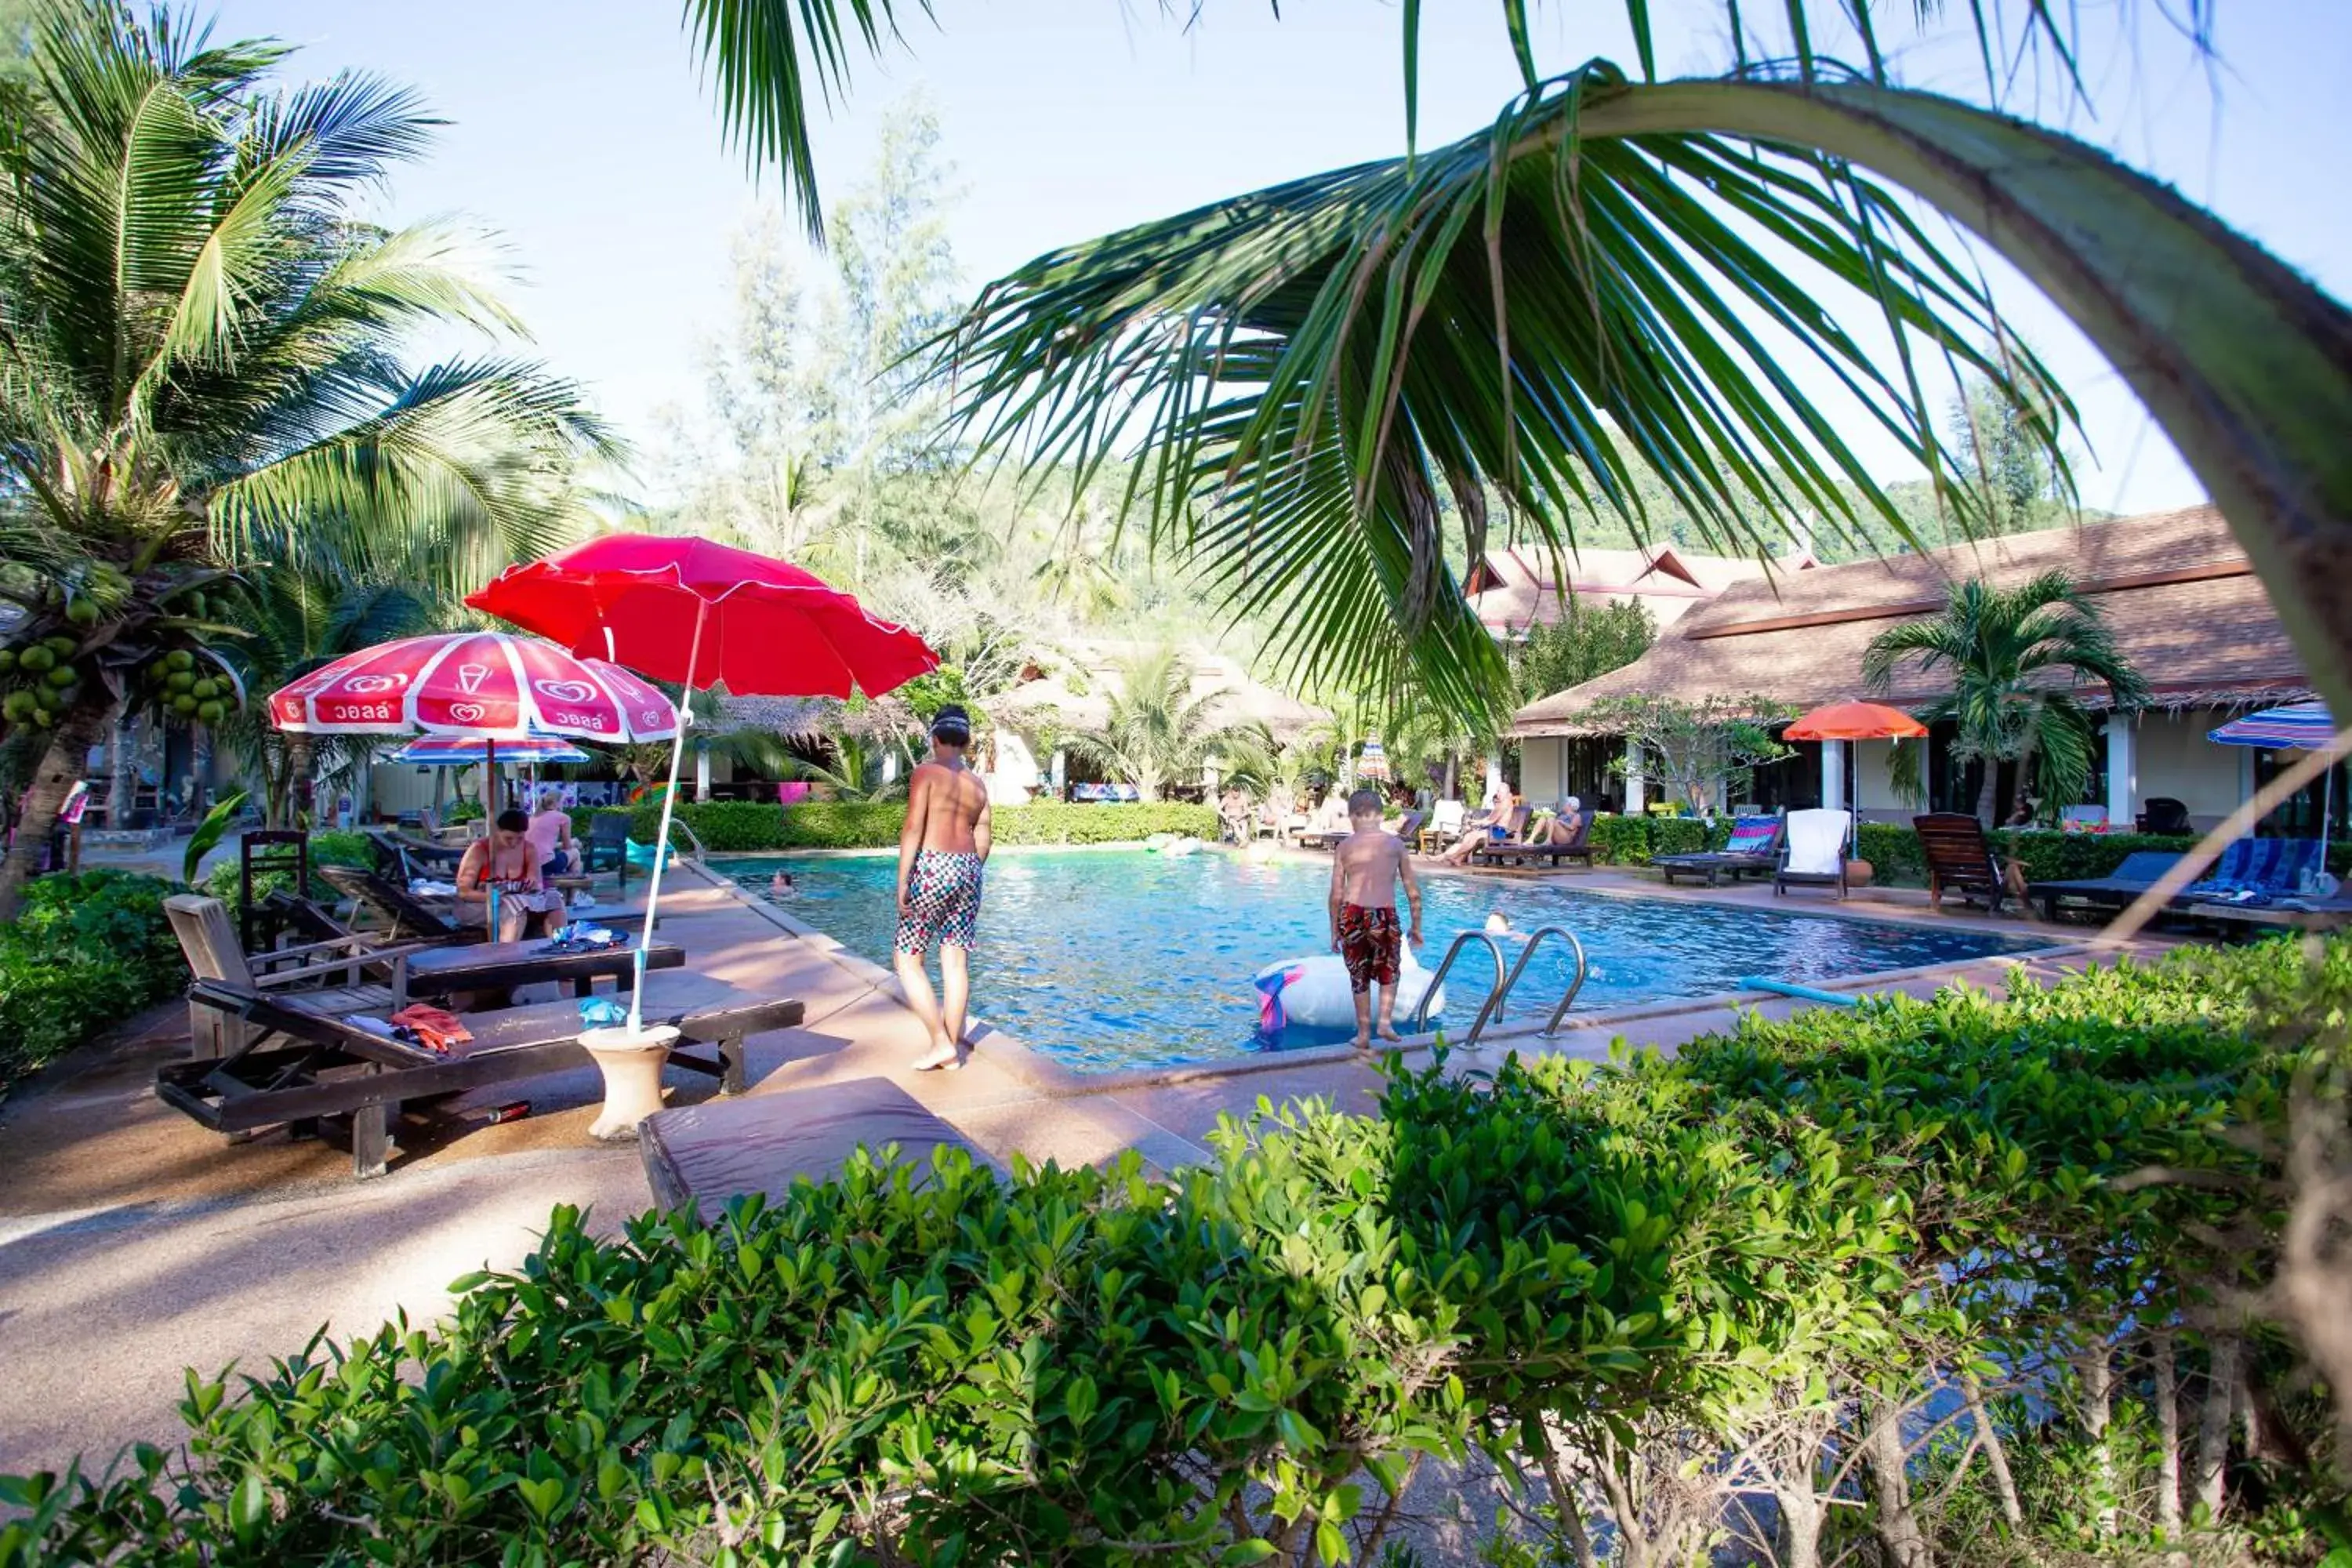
2184, 837, 2320, 902
1723, 818, 1779, 855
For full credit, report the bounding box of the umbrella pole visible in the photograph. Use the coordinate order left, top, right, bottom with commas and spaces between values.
631, 601, 706, 1033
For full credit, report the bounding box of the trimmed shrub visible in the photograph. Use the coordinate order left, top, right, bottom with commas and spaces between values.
3, 935, 2335, 1565
0, 870, 185, 1092
1586, 812, 1652, 865
623, 798, 1218, 852
1856, 820, 1929, 884
1647, 817, 1710, 857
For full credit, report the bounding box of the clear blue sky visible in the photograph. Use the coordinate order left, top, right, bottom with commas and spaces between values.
207, 0, 2350, 517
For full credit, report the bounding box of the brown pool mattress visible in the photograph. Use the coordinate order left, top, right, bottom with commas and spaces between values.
639, 1076, 996, 1212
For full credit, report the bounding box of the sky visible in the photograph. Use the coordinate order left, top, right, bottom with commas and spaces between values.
200, 0, 2352, 518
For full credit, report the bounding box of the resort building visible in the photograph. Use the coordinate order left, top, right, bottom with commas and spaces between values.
1465, 541, 1804, 637
1512, 506, 2336, 836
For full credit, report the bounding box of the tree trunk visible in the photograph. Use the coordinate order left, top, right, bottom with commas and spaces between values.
0, 701, 113, 920
1962, 1371, 2024, 1530
2151, 1330, 2183, 1541
2194, 1326, 2240, 1520
2076, 1342, 2118, 1541
287, 735, 315, 830
1973, 761, 1999, 826
1863, 1392, 1934, 1568
1534, 1434, 1603, 1568
107, 706, 138, 832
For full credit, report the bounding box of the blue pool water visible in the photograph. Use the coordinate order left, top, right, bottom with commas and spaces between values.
713, 850, 2045, 1073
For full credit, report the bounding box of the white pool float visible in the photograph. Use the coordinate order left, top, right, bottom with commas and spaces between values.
1253, 952, 1445, 1033
1162, 836, 1202, 857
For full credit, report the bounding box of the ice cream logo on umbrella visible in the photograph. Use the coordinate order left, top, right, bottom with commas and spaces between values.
341, 673, 405, 695
534, 678, 597, 704
448, 702, 487, 724
456, 662, 492, 694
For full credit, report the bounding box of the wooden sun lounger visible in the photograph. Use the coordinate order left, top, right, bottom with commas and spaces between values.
1473, 811, 1594, 868
158, 971, 804, 1178
2027, 852, 2187, 923
392, 935, 684, 1004
1653, 818, 1784, 887
1912, 812, 2011, 913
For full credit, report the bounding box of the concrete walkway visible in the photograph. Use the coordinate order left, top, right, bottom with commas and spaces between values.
0, 856, 2151, 1477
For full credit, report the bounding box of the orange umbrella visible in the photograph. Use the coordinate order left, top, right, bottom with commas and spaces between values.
1784, 700, 1928, 741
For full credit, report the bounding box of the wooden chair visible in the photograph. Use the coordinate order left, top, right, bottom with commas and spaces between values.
165, 894, 425, 1061
1774, 808, 1853, 900
1912, 812, 2009, 913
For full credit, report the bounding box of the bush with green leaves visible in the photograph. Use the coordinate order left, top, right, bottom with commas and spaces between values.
4, 936, 2341, 1566
0, 870, 185, 1093
624, 799, 1219, 852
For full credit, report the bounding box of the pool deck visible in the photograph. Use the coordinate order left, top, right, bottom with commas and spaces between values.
0, 849, 2171, 1477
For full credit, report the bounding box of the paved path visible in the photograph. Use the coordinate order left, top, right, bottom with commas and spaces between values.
0, 858, 2151, 1477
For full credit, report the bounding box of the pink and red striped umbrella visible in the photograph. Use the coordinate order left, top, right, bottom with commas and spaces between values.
268, 631, 679, 743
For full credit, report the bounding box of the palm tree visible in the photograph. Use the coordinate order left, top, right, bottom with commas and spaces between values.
666, 2, 2349, 731
1063, 646, 1249, 804
206, 571, 435, 829
1862, 571, 2150, 826
0, 3, 615, 913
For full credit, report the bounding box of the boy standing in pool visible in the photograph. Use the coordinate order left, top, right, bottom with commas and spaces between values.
895, 706, 992, 1071
1328, 788, 1423, 1052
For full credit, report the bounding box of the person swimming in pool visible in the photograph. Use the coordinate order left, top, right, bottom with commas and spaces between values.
895, 705, 992, 1071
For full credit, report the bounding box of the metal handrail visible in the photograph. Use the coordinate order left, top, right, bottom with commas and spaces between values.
1405, 929, 1508, 1033
1464, 925, 1591, 1047
662, 815, 706, 861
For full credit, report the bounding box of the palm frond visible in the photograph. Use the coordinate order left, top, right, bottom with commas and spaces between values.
937, 66, 2059, 723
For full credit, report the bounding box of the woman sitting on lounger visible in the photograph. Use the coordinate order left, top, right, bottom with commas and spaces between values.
456, 809, 566, 942
1534, 797, 1584, 845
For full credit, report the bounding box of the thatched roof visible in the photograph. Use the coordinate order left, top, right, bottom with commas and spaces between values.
1512, 506, 2312, 736
1466, 542, 1799, 634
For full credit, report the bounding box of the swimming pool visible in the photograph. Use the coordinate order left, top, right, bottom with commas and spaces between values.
713, 850, 2045, 1073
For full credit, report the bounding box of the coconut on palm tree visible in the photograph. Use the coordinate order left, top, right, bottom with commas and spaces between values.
1862, 572, 2150, 826
0, 2, 615, 913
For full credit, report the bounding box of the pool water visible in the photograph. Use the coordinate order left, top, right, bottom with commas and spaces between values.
713, 850, 2044, 1073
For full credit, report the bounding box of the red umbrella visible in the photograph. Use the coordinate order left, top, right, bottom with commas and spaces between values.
464, 534, 938, 697
466, 534, 938, 1031
271, 631, 679, 745
1784, 700, 1929, 741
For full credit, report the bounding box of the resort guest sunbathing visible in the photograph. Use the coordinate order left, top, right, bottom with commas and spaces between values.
1309, 789, 1351, 836
1219, 786, 1252, 843
456, 808, 565, 944
1269, 780, 1296, 846
895, 705, 992, 1072
1534, 797, 1585, 845
1327, 789, 1424, 1052
1441, 787, 1519, 865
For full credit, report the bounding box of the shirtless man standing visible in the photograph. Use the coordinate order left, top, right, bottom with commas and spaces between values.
895, 705, 992, 1071
1327, 788, 1424, 1051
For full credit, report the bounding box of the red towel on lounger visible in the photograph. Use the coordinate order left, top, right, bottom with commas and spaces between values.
387, 1004, 474, 1054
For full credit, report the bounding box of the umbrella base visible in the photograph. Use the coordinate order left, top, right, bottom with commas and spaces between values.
579, 1023, 681, 1140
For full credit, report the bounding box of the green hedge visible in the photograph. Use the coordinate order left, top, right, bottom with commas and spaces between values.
5, 935, 2335, 1564
620, 798, 1218, 852
0, 870, 185, 1094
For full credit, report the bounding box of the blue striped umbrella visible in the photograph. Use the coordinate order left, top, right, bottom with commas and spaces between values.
388, 735, 592, 765
2209, 702, 2339, 837
2208, 702, 2334, 750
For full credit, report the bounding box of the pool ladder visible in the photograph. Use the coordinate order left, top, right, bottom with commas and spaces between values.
1404, 925, 1592, 1048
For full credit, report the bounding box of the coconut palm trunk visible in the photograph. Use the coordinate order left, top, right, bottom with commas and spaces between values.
2, 699, 111, 895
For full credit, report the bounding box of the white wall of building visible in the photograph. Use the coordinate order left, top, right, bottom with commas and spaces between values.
2133, 707, 2252, 828
990, 729, 1042, 806
1521, 738, 1565, 806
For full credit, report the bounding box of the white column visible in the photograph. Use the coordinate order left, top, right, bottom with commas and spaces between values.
694, 744, 711, 802
1051, 749, 1066, 791
882, 749, 901, 785
1484, 750, 1504, 800
1821, 739, 1848, 815
2103, 713, 2135, 827
1622, 738, 1646, 815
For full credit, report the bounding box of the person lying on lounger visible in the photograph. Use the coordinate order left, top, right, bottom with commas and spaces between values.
1440, 784, 1519, 865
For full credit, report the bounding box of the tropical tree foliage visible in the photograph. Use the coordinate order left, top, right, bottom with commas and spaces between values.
1510, 601, 1655, 708
1061, 646, 1257, 803
1862, 570, 2149, 825
665, 0, 2352, 732
0, 2, 615, 913
1587, 692, 1797, 815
